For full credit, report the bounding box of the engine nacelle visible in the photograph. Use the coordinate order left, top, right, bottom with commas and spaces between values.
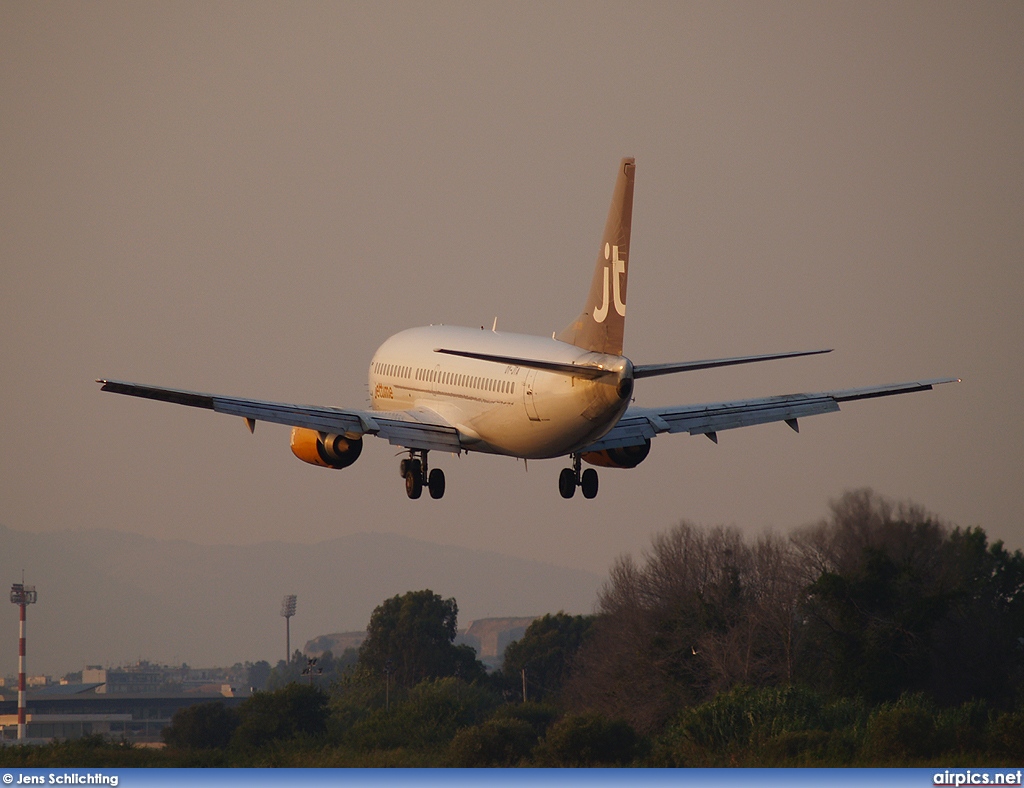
581, 439, 651, 469
290, 427, 363, 469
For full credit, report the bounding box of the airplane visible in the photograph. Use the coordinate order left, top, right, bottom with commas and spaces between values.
98, 158, 957, 501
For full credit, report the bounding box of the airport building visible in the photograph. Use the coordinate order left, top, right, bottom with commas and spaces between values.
0, 680, 248, 744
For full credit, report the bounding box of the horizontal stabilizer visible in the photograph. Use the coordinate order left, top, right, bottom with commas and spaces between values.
633, 348, 832, 378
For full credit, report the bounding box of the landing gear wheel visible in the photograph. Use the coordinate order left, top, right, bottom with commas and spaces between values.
558, 467, 576, 499
405, 469, 422, 499
581, 468, 599, 499
428, 468, 446, 499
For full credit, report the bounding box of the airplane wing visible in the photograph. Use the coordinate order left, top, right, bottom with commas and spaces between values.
582, 377, 959, 450
96, 379, 462, 453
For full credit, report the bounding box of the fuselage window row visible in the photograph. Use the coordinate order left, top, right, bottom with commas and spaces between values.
380, 365, 514, 395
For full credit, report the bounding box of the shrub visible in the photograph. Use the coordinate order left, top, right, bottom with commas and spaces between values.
532, 713, 641, 766
446, 717, 538, 766
865, 697, 938, 761
231, 683, 329, 750
988, 709, 1024, 756
162, 701, 239, 749
343, 677, 499, 751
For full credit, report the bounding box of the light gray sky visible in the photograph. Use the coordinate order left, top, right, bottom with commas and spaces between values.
2, 2, 1022, 630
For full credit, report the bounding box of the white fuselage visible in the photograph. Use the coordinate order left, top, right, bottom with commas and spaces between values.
368, 325, 631, 459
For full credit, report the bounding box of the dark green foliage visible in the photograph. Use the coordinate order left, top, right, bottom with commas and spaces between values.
231, 683, 330, 750
266, 651, 307, 689
161, 701, 240, 749
342, 677, 499, 751
491, 701, 560, 738
930, 528, 1024, 706
757, 729, 835, 764
663, 685, 868, 753
532, 712, 641, 766
803, 549, 948, 702
864, 696, 939, 760
267, 648, 358, 690
246, 660, 272, 692
358, 589, 486, 688
988, 709, 1024, 756
501, 612, 594, 702
446, 717, 538, 766
797, 494, 1024, 707
933, 699, 991, 754
647, 686, 1010, 766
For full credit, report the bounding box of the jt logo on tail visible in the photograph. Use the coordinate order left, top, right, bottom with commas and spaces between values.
593, 242, 627, 323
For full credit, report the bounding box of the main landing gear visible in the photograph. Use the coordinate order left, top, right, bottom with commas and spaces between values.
558, 454, 598, 499
400, 450, 445, 500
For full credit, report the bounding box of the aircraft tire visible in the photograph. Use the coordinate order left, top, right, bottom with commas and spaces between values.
558, 468, 576, 499
428, 468, 445, 499
405, 469, 422, 499
581, 468, 599, 499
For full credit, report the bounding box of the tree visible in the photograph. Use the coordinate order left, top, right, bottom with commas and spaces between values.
446, 717, 538, 766
566, 522, 800, 732
246, 660, 271, 692
161, 701, 239, 749
501, 613, 594, 703
231, 683, 330, 750
532, 713, 641, 766
793, 490, 1024, 706
358, 590, 485, 687
342, 677, 499, 751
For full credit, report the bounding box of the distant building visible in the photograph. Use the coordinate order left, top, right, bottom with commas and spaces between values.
304, 631, 366, 658
304, 618, 539, 673
457, 617, 539, 670
78, 661, 249, 695
82, 666, 163, 694
0, 683, 248, 744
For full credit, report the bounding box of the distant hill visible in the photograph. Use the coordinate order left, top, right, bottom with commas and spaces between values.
0, 524, 601, 677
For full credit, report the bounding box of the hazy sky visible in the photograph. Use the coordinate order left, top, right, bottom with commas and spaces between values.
3, 2, 1022, 621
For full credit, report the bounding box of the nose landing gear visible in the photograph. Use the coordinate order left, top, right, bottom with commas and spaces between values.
401, 451, 445, 500
558, 454, 599, 499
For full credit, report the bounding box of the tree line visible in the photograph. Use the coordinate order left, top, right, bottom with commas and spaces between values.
3, 489, 1022, 766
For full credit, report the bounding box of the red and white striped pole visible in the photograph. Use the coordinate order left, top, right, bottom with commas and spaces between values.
18, 600, 26, 740
10, 582, 36, 742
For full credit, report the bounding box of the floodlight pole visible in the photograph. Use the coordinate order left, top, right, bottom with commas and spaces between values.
281, 595, 297, 664
10, 581, 37, 742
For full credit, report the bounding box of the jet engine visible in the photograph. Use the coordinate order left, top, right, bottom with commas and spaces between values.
581, 438, 651, 469
290, 427, 363, 469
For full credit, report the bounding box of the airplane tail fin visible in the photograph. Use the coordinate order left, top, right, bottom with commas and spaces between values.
556, 157, 635, 356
